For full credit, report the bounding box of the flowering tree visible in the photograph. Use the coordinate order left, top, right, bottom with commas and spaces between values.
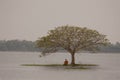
36, 25, 109, 65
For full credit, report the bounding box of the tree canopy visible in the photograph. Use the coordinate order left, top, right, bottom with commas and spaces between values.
36, 25, 109, 65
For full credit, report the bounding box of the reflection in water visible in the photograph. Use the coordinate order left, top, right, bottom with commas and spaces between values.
0, 52, 120, 80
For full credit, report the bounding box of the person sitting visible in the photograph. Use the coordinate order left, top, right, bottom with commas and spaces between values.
64, 59, 68, 66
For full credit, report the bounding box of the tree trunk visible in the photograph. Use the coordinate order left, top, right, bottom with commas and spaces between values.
71, 53, 75, 65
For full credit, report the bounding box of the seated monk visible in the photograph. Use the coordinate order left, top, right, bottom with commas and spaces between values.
64, 59, 68, 65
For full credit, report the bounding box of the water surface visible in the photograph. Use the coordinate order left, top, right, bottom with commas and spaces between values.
0, 52, 120, 80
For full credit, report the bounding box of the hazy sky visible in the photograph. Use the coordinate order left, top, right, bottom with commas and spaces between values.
0, 0, 120, 43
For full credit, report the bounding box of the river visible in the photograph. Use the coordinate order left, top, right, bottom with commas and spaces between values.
0, 52, 120, 80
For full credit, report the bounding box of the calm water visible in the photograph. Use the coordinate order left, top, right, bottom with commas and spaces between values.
0, 52, 120, 80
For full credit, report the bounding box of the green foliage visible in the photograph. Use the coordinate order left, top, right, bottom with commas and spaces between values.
36, 25, 109, 65
36, 25, 109, 54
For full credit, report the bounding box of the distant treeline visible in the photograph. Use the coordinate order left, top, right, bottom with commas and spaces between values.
0, 40, 41, 52
0, 40, 120, 53
100, 42, 120, 53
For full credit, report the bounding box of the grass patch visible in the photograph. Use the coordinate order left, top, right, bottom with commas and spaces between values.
21, 64, 98, 70
21, 64, 63, 66
22, 64, 98, 66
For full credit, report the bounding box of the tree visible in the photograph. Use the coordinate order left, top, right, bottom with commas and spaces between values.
36, 25, 109, 65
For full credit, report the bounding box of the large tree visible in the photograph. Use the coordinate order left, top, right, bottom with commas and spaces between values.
36, 25, 109, 65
